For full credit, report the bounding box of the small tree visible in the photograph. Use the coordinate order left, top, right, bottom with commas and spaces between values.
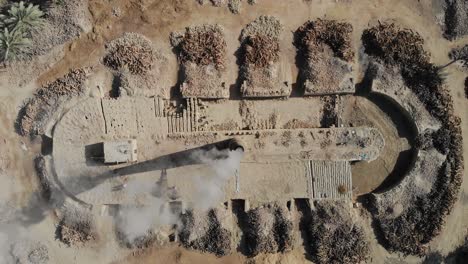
0, 27, 30, 61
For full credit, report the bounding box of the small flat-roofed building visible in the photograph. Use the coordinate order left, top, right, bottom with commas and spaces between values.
103, 139, 137, 164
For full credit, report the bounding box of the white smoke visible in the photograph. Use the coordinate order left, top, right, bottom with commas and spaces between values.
191, 148, 243, 210
116, 179, 178, 242
115, 148, 243, 242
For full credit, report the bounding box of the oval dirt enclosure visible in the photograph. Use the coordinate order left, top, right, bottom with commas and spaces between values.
2, 0, 467, 263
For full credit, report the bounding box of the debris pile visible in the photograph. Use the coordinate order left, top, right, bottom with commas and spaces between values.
307, 202, 370, 264
363, 22, 464, 255
179, 209, 231, 256
18, 68, 88, 137
171, 24, 228, 98
239, 16, 290, 97
244, 204, 294, 256
294, 20, 354, 95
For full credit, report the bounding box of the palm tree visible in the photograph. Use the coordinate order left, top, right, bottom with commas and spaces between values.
0, 27, 30, 61
3, 1, 44, 33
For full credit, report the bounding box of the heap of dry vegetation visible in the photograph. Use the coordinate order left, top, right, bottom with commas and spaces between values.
293, 19, 354, 95
362, 22, 464, 255
243, 34, 280, 68
179, 209, 231, 256
244, 204, 294, 256
56, 217, 97, 247
307, 202, 370, 264
104, 33, 155, 75
294, 19, 354, 62
171, 24, 226, 70
17, 68, 87, 137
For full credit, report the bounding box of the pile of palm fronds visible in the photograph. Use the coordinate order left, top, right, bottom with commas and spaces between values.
362, 22, 429, 67
179, 209, 231, 256
308, 202, 370, 264
104, 33, 155, 75
0, 1, 44, 61
295, 19, 354, 62
57, 218, 97, 246
18, 68, 87, 137
173, 24, 226, 70
363, 22, 464, 256
244, 204, 294, 256
243, 34, 280, 67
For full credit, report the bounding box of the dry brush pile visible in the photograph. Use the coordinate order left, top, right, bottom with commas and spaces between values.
104, 32, 155, 75
179, 209, 231, 256
104, 33, 168, 97
239, 16, 289, 97
171, 24, 228, 98
307, 202, 370, 264
17, 68, 87, 138
294, 19, 354, 95
362, 22, 464, 256
243, 204, 294, 256
56, 210, 97, 247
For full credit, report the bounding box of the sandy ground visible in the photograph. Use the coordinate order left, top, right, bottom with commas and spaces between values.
0, 0, 467, 263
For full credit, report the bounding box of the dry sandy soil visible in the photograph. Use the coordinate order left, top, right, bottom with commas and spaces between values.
0, 0, 467, 263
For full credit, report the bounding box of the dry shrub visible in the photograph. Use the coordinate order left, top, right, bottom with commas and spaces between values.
17, 68, 87, 137
175, 25, 226, 70
295, 19, 354, 62
308, 202, 370, 264
104, 33, 154, 75
243, 34, 280, 67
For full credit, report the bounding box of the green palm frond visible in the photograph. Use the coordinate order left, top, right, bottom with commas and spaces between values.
0, 14, 6, 28
4, 1, 44, 33
0, 27, 31, 61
